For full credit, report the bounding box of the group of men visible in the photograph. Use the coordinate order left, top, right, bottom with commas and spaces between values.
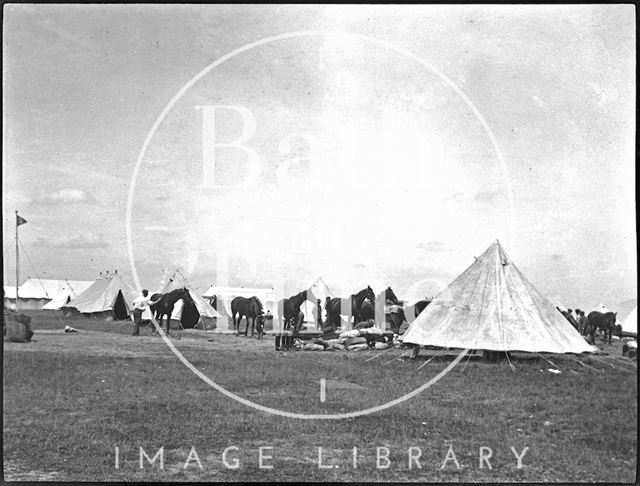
562, 308, 590, 335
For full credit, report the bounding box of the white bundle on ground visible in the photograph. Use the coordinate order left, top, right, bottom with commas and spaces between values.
339, 329, 361, 339
347, 343, 369, 351
302, 343, 325, 351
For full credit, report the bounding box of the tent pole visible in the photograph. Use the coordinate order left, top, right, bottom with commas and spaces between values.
15, 210, 19, 311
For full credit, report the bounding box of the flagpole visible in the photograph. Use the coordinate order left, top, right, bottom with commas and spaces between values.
15, 210, 19, 311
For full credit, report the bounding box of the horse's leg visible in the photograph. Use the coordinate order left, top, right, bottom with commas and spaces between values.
283, 318, 290, 350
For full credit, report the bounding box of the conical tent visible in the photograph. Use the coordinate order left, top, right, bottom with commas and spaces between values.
161, 271, 221, 329
621, 307, 637, 336
301, 276, 334, 326
61, 273, 136, 320
402, 241, 594, 354
42, 280, 94, 310
591, 303, 611, 314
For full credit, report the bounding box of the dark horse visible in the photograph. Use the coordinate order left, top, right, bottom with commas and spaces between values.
382, 287, 399, 305
410, 299, 432, 318
231, 296, 264, 337
360, 297, 375, 322
150, 288, 193, 338
276, 290, 308, 350
587, 311, 617, 345
324, 286, 375, 331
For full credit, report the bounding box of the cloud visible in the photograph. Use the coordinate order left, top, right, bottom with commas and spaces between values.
550, 253, 564, 261
37, 233, 109, 249
31, 189, 96, 205
416, 241, 450, 252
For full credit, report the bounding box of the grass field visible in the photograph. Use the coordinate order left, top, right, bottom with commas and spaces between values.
3, 311, 637, 482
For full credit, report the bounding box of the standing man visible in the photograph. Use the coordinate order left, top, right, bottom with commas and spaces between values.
132, 289, 159, 336
316, 298, 323, 329
576, 309, 589, 335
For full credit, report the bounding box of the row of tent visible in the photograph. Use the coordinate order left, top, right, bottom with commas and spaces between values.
3, 272, 337, 331
4, 279, 94, 310
3, 241, 637, 350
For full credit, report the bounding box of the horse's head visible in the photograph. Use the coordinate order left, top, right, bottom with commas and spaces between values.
181, 287, 193, 304
252, 296, 264, 313
385, 286, 399, 305
364, 286, 375, 301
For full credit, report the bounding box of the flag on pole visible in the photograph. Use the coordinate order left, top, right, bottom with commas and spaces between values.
17, 214, 27, 226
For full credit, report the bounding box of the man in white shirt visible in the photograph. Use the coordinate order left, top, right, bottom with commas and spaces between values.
132, 289, 160, 336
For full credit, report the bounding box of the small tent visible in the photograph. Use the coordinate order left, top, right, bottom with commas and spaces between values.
202, 285, 277, 332
161, 271, 221, 330
300, 276, 334, 328
42, 280, 94, 310
621, 307, 637, 336
202, 286, 277, 313
591, 303, 612, 314
61, 272, 136, 320
4, 278, 93, 310
402, 240, 595, 354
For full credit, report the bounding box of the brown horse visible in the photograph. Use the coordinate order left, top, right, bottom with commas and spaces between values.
277, 290, 308, 350
324, 286, 375, 331
231, 296, 264, 337
150, 288, 193, 338
587, 311, 617, 345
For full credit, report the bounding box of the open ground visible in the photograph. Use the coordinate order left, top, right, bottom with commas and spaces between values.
3, 311, 637, 482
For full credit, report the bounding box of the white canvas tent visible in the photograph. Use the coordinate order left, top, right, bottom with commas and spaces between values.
3, 278, 93, 310
202, 285, 277, 332
621, 307, 637, 336
61, 272, 136, 320
592, 303, 612, 314
402, 241, 595, 354
300, 276, 334, 328
202, 285, 277, 313
42, 280, 94, 310
161, 271, 221, 330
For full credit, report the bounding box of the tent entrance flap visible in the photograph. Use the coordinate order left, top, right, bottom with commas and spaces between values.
113, 290, 129, 320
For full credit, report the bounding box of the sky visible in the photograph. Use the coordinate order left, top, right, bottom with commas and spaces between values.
3, 4, 636, 308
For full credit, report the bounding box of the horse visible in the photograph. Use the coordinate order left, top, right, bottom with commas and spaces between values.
208, 295, 218, 310
324, 286, 375, 331
412, 299, 432, 318
231, 296, 264, 337
383, 287, 399, 305
360, 297, 375, 322
277, 290, 308, 350
387, 305, 406, 334
587, 311, 617, 345
150, 288, 193, 338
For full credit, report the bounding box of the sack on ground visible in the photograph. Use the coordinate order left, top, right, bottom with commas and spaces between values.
3, 312, 33, 343
344, 336, 367, 347
303, 343, 325, 351
347, 343, 369, 351
339, 329, 361, 339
